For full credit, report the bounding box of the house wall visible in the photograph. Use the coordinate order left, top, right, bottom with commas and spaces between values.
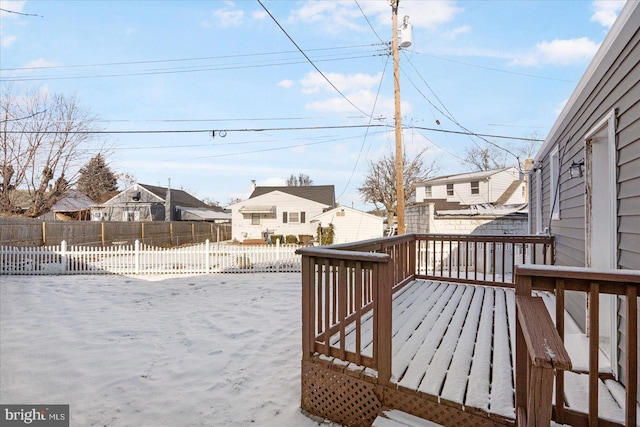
418, 169, 525, 206
530, 2, 640, 394
230, 191, 329, 242
406, 203, 432, 233
429, 215, 528, 236
91, 184, 166, 221
312, 208, 384, 244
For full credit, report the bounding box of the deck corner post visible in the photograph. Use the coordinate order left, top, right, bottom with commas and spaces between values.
301, 255, 314, 361
375, 261, 393, 385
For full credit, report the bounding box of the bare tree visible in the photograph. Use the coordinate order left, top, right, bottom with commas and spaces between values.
1, 89, 106, 217
463, 144, 509, 172
464, 133, 542, 172
358, 149, 440, 227
286, 173, 313, 186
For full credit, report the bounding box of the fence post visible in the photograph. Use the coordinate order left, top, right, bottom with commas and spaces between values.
60, 240, 67, 273
205, 239, 211, 272
276, 238, 281, 273
135, 239, 140, 274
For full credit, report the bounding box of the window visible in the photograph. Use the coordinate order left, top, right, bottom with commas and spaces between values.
550, 147, 560, 220
446, 183, 454, 196
283, 212, 306, 223
424, 185, 432, 197
123, 211, 139, 222
251, 213, 260, 225
470, 181, 479, 195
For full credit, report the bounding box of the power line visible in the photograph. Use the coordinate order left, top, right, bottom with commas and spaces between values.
411, 50, 575, 83
336, 54, 390, 203
2, 122, 542, 142
400, 52, 524, 165
1, 44, 384, 72
2, 53, 384, 83
354, 0, 385, 44
0, 7, 42, 17
257, 0, 373, 119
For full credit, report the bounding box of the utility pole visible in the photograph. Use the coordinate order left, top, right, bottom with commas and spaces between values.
391, 0, 405, 234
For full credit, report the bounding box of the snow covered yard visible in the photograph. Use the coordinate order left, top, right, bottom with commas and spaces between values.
0, 273, 328, 427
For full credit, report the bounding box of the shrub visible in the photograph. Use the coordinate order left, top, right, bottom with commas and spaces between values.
285, 235, 298, 244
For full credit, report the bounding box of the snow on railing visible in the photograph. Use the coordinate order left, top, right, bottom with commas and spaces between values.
0, 240, 301, 275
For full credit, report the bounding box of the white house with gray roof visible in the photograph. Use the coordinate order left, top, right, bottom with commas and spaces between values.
227, 183, 335, 243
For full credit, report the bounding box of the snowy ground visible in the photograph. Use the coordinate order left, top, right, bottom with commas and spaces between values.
0, 273, 332, 427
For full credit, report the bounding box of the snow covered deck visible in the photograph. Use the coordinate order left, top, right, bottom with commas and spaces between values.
298, 235, 639, 427
323, 279, 634, 424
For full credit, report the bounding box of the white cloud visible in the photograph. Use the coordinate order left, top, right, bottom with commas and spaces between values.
1, 34, 17, 47
23, 58, 59, 69
287, 0, 462, 35
591, 0, 625, 28
440, 25, 471, 40
278, 79, 294, 89
252, 10, 267, 21
198, 2, 244, 28
0, 0, 26, 47
509, 37, 600, 67
297, 70, 412, 116
300, 71, 383, 95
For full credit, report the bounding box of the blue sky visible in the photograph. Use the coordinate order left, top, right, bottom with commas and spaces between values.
0, 0, 626, 210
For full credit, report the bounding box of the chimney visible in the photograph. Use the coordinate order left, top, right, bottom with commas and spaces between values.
165, 179, 173, 221
524, 158, 534, 204
250, 180, 257, 192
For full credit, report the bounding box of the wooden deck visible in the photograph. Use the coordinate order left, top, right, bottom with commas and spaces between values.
322, 279, 635, 425
298, 235, 639, 426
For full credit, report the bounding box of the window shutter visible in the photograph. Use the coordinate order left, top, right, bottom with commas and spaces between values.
283, 212, 288, 223
301, 212, 306, 223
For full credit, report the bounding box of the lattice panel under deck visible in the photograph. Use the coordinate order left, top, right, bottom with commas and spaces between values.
301, 360, 381, 426
301, 359, 515, 427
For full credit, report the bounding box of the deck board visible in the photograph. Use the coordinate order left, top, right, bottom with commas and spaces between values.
333, 279, 637, 423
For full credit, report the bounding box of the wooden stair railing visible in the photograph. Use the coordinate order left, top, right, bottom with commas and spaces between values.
515, 295, 572, 427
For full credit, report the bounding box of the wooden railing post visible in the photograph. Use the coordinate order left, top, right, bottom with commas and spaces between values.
301, 255, 314, 361
375, 261, 393, 385
516, 294, 572, 427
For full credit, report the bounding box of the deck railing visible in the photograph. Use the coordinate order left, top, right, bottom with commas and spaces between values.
299, 234, 640, 426
515, 265, 640, 427
416, 234, 554, 286
297, 233, 554, 388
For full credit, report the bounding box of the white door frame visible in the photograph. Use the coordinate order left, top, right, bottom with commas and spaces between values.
584, 108, 618, 376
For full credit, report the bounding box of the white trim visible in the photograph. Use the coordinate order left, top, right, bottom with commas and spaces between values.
535, 169, 543, 234
584, 108, 618, 376
550, 147, 560, 221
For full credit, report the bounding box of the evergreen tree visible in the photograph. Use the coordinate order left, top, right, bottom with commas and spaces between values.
77, 154, 118, 203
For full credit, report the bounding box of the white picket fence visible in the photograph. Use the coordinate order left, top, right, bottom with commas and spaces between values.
0, 240, 302, 275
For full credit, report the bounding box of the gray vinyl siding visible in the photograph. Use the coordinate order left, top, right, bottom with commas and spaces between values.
532, 2, 639, 395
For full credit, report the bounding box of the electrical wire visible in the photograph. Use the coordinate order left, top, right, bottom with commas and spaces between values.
257, 0, 373, 119
1, 44, 385, 72
336, 55, 390, 203
400, 51, 525, 168
3, 53, 384, 83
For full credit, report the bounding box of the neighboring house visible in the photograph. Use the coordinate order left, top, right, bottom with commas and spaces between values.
407, 167, 528, 235
227, 182, 335, 242
39, 189, 95, 221
529, 0, 639, 398
91, 183, 230, 222
310, 206, 384, 244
